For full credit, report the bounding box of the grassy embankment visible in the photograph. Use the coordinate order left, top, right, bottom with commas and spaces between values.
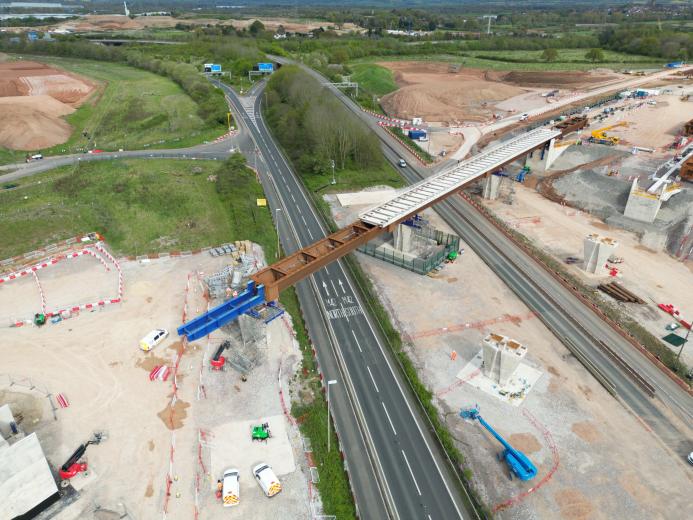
0, 56, 226, 164
0, 156, 273, 259
351, 48, 663, 71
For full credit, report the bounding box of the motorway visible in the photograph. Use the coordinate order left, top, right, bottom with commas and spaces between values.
299, 64, 693, 456
217, 79, 477, 520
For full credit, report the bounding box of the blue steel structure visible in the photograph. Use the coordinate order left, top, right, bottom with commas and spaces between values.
460, 407, 537, 481
177, 281, 267, 341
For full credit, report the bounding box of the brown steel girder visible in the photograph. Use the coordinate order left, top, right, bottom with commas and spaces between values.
251, 220, 383, 301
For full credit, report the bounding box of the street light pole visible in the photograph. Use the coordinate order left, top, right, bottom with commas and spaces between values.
275, 208, 282, 259
330, 159, 336, 185
327, 379, 337, 452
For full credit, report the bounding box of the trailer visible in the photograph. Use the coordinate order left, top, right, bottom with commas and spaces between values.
408, 129, 427, 141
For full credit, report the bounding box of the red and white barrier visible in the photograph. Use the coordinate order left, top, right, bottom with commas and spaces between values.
31, 271, 47, 315
56, 393, 69, 408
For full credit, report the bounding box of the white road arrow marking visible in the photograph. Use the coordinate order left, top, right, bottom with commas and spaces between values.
322, 281, 330, 297
338, 279, 346, 294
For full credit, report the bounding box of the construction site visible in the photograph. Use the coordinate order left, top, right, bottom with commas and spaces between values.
0, 236, 316, 520
1, 20, 693, 518
326, 188, 692, 519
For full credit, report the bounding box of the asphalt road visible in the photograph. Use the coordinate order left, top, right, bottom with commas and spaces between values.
302, 65, 693, 457
216, 79, 477, 520
0, 140, 236, 184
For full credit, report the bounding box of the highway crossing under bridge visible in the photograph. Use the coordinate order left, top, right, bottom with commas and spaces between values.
179, 127, 561, 341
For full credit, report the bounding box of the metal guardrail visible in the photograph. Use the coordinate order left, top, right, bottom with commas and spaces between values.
562, 337, 617, 396
598, 340, 656, 397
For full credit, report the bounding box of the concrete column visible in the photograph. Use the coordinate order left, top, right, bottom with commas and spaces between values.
483, 173, 503, 200
624, 179, 662, 223
393, 224, 415, 253
525, 138, 562, 173
583, 233, 618, 275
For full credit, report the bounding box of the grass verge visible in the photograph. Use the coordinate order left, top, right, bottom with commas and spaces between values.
282, 287, 357, 519
389, 127, 435, 163
350, 63, 398, 97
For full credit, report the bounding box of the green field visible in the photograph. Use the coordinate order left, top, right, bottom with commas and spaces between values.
351, 49, 663, 72
0, 157, 275, 258
1, 56, 226, 162
351, 63, 398, 96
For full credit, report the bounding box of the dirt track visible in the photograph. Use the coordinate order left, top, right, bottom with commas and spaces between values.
0, 60, 95, 150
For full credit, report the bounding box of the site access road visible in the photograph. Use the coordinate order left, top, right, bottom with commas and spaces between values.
218, 79, 478, 520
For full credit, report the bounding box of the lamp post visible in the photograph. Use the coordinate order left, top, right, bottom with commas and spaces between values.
330, 159, 336, 185
676, 326, 691, 363
327, 379, 338, 452
275, 208, 282, 259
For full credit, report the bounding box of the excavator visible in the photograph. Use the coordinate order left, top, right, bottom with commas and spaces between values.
589, 122, 628, 146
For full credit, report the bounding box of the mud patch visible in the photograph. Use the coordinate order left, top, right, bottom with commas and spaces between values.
554, 489, 594, 520
144, 480, 154, 498
571, 421, 601, 444
157, 399, 190, 430
135, 354, 167, 372
506, 432, 542, 454
148, 439, 155, 451
168, 340, 185, 356
0, 389, 45, 426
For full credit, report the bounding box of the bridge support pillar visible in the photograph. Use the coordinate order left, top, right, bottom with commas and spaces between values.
524, 138, 559, 173
483, 173, 503, 200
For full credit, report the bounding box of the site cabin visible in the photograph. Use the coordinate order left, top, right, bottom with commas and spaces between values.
222, 468, 240, 507
139, 329, 169, 352
253, 462, 282, 498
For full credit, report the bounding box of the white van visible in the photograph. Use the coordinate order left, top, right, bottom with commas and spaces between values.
253, 462, 282, 497
139, 329, 169, 351
222, 468, 240, 507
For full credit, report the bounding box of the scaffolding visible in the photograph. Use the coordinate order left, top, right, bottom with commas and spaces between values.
358, 227, 460, 275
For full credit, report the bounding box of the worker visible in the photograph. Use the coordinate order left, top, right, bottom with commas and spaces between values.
216, 479, 222, 499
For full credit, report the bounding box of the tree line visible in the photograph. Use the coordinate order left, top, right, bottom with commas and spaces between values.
264, 65, 382, 177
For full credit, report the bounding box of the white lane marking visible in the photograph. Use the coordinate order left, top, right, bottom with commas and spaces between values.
291, 194, 296, 203
382, 402, 396, 435
402, 450, 422, 496
330, 279, 337, 295
367, 366, 379, 393
306, 226, 314, 240
351, 329, 362, 353
321, 281, 330, 297
338, 279, 346, 294
301, 215, 308, 227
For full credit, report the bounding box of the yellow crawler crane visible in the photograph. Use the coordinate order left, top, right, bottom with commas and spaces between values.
590, 122, 628, 146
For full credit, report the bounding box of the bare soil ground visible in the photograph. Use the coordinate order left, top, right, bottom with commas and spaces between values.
327, 189, 693, 519
378, 62, 625, 124
0, 249, 311, 519
32, 15, 361, 35
0, 61, 95, 150
482, 184, 693, 366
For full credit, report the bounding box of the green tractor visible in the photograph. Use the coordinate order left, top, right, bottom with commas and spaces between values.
251, 422, 271, 442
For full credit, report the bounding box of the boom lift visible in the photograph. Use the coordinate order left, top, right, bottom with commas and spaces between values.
460, 407, 537, 481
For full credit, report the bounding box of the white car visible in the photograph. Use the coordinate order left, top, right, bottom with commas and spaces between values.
253, 462, 282, 497
222, 468, 240, 507
519, 113, 529, 121
398, 159, 407, 167
139, 329, 169, 352
688, 452, 693, 465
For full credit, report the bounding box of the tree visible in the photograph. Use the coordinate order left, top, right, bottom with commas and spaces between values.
585, 48, 605, 63
541, 48, 559, 62
249, 20, 265, 36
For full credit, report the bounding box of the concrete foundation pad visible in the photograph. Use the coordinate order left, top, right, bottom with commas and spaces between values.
336, 189, 397, 207
210, 414, 295, 492
456, 350, 543, 406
